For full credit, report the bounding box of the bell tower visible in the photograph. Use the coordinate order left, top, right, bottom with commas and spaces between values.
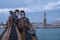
43, 11, 47, 28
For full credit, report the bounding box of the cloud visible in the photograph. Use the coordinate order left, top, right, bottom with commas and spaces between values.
0, 8, 32, 13
0, 8, 14, 13
44, 1, 60, 10
0, 1, 60, 13
56, 18, 60, 20
29, 1, 60, 11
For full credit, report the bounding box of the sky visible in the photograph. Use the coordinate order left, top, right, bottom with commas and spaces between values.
0, 0, 60, 24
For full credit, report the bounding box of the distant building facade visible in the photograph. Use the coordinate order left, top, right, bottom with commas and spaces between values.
52, 22, 60, 28
0, 23, 6, 28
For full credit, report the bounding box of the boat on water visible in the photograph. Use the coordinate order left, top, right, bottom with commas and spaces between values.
0, 9, 37, 40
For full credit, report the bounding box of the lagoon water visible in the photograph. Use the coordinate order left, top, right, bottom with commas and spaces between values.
0, 29, 4, 36
0, 28, 60, 40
